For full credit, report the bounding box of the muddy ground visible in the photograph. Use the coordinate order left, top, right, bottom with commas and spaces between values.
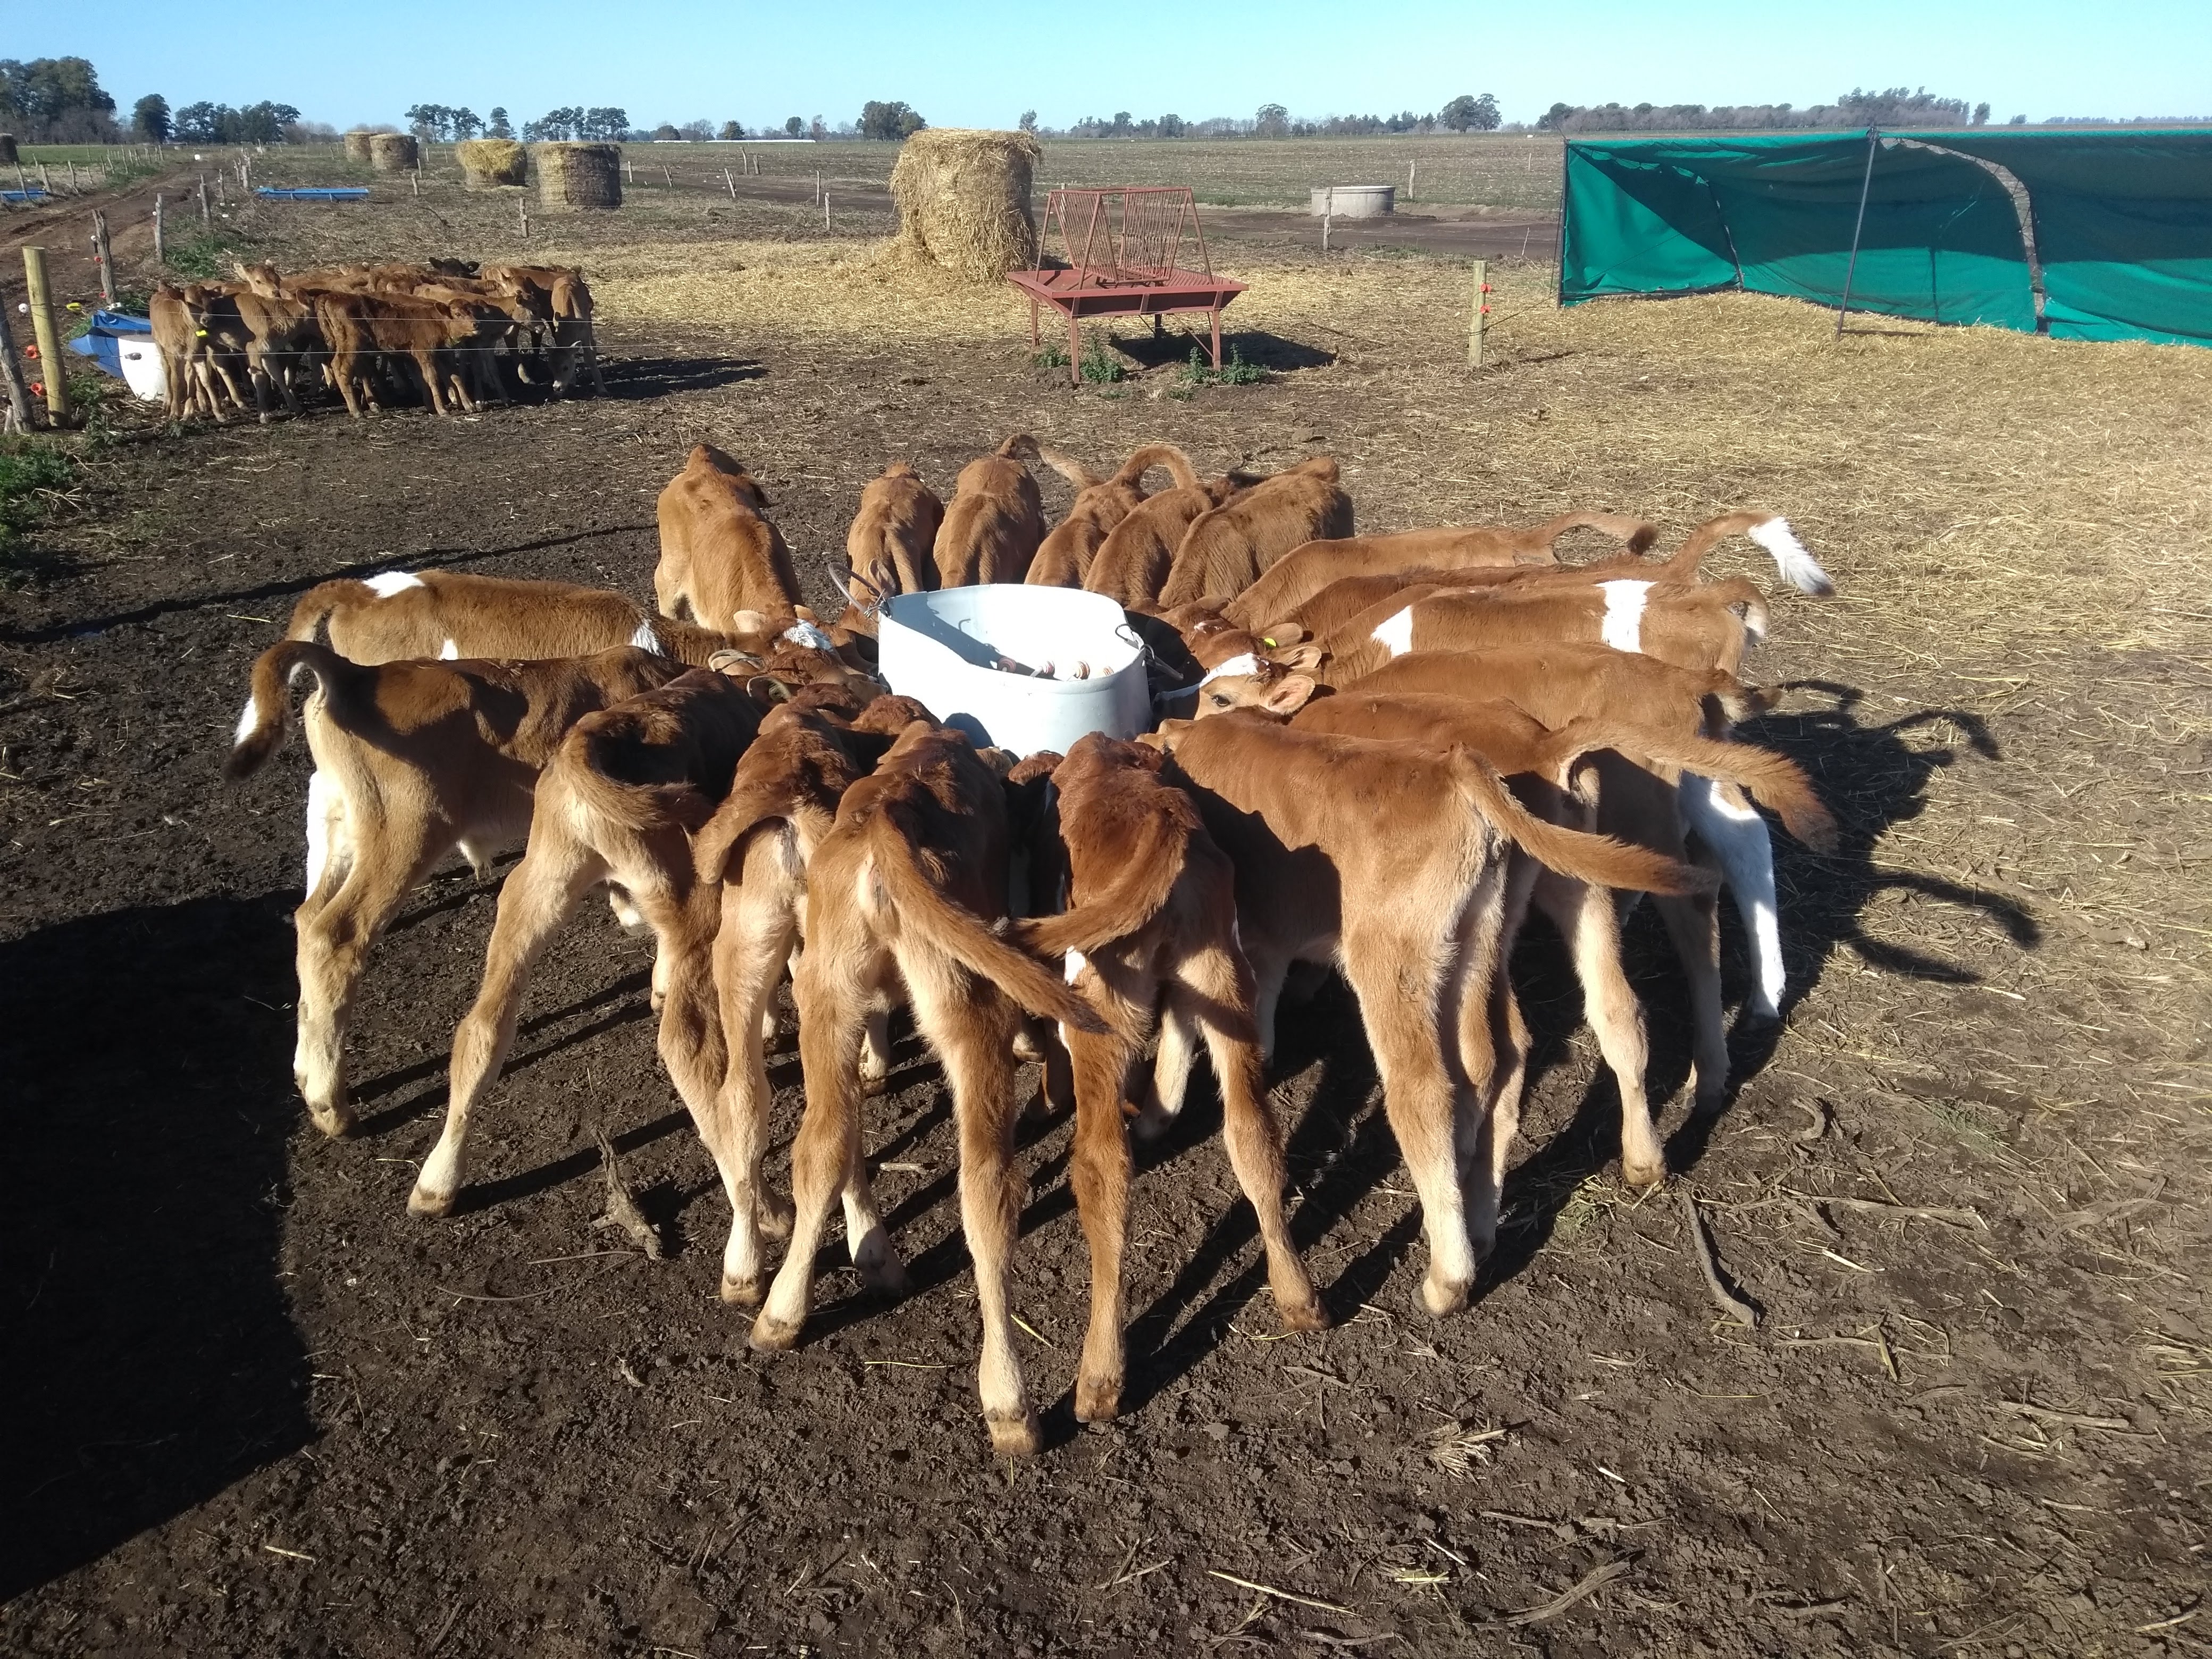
2, 171, 2208, 1658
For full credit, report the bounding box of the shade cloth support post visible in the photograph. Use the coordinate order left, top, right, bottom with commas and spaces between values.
1836, 127, 1880, 337
1554, 140, 1571, 306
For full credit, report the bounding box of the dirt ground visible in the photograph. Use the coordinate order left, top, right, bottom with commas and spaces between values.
1, 164, 2208, 1657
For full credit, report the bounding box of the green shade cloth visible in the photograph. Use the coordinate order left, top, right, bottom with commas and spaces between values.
1561, 130, 2212, 347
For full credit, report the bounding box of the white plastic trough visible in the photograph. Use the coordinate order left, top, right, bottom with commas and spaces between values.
876, 585, 1152, 758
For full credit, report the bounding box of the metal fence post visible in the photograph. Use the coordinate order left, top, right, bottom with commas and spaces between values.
1836, 127, 1880, 337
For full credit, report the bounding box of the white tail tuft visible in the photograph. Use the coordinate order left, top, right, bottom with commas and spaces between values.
233, 694, 263, 748
1747, 516, 1834, 597
629, 617, 663, 653
782, 619, 838, 652
363, 570, 425, 598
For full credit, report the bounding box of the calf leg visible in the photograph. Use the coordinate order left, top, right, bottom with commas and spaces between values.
709, 860, 801, 1305
1183, 942, 1326, 1335
1679, 774, 1785, 1018
1464, 982, 1530, 1262
1065, 1014, 1137, 1423
293, 836, 428, 1137
411, 836, 605, 1215
1655, 884, 1731, 1110
1535, 872, 1662, 1187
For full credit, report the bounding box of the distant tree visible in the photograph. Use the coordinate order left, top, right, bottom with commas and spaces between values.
785, 115, 803, 137
718, 120, 743, 139
1536, 100, 1574, 131
1254, 102, 1290, 138
524, 106, 582, 142
172, 101, 219, 142
581, 107, 629, 140
487, 106, 512, 138
652, 122, 681, 140
1973, 100, 1990, 124
0, 57, 120, 143
132, 92, 171, 143
2008, 112, 2027, 125
809, 115, 827, 139
1157, 112, 1185, 137
1439, 93, 1501, 131
672, 118, 710, 139
451, 106, 483, 138
1018, 109, 1038, 133
859, 99, 925, 139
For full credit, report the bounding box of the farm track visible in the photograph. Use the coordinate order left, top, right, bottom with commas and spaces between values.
0, 174, 2207, 1655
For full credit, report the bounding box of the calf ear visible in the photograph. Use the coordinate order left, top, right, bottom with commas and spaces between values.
730, 608, 772, 638
1259, 674, 1317, 716
1260, 622, 1306, 647
794, 604, 817, 622
1273, 642, 1327, 673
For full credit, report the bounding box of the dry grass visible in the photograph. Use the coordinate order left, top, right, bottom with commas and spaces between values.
455, 138, 526, 188
887, 128, 1041, 281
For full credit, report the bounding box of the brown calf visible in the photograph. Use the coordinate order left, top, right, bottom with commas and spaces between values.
1025, 442, 1194, 588
1082, 462, 1236, 609
749, 722, 1105, 1456
1220, 513, 1657, 631
1146, 713, 1707, 1313
688, 688, 931, 1303
1156, 456, 1354, 609
933, 434, 1046, 586
410, 668, 772, 1220
655, 443, 803, 630
225, 641, 684, 1135
837, 462, 944, 633
1015, 734, 1326, 1422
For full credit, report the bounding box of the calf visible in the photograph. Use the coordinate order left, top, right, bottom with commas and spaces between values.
1340, 647, 1831, 1023
224, 641, 684, 1135
933, 434, 1046, 586
1220, 513, 1657, 631
230, 263, 326, 421
1083, 462, 1237, 609
1156, 456, 1354, 609
1145, 713, 1707, 1314
749, 722, 1105, 1456
1015, 734, 1326, 1422
837, 462, 944, 633
283, 569, 799, 668
410, 668, 773, 1220
655, 443, 803, 630
688, 687, 932, 1303
1025, 443, 1193, 588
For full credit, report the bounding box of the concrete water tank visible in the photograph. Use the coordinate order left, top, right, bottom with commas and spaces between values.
1310, 185, 1394, 217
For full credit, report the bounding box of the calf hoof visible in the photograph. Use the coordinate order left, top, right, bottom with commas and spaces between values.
1622, 1155, 1668, 1189
1074, 1375, 1122, 1423
748, 1311, 803, 1352
720, 1272, 768, 1308
1010, 1028, 1043, 1063
986, 1410, 1042, 1457
407, 1183, 457, 1219
1278, 1294, 1331, 1334
859, 1068, 888, 1099
306, 1100, 356, 1138
1129, 1103, 1176, 1146
1421, 1272, 1472, 1318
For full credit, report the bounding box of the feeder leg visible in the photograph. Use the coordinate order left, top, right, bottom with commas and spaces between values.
1029, 296, 1038, 349
1066, 314, 1082, 386
1211, 306, 1222, 372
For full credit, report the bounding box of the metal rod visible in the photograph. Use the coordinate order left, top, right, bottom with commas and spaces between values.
1554, 138, 1571, 306
1837, 127, 1880, 337
23, 246, 73, 423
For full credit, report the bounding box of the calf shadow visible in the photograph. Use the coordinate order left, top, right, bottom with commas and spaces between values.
0, 894, 314, 1602
600, 353, 764, 401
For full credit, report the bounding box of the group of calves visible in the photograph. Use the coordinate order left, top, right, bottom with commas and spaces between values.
230, 432, 1839, 1454
150, 259, 603, 424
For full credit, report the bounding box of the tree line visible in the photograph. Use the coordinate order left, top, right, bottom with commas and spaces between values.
1025, 95, 1501, 139
1535, 86, 1990, 133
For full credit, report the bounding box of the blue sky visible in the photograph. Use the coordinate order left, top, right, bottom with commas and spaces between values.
18, 0, 2209, 131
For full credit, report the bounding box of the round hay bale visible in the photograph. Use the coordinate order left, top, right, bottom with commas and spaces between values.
369, 132, 420, 174
0, 134, 18, 166
342, 129, 376, 163
888, 128, 1041, 282
457, 137, 527, 188
534, 142, 623, 209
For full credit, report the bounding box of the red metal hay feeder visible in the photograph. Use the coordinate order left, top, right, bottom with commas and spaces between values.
1007, 187, 1246, 386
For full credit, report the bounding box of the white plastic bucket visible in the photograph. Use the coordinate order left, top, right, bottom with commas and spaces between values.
876, 585, 1152, 758
118, 338, 166, 403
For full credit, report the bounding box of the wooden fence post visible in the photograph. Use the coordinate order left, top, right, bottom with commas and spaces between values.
724, 166, 736, 200
1467, 258, 1489, 370
198, 174, 210, 224
92, 210, 115, 304
23, 247, 73, 423
0, 294, 37, 432
153, 192, 165, 263
824, 192, 830, 232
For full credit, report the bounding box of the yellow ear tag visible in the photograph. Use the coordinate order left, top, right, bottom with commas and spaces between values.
1261, 635, 1277, 648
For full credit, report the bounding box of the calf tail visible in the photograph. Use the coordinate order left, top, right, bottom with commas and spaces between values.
1532, 512, 1661, 558
869, 818, 1106, 1032
1448, 745, 1714, 896
996, 432, 1041, 463
227, 640, 345, 778
1114, 442, 1200, 492
284, 579, 371, 643
1016, 811, 1190, 958
1660, 510, 1835, 596
1561, 722, 1837, 853
693, 776, 801, 884
1035, 443, 1104, 492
